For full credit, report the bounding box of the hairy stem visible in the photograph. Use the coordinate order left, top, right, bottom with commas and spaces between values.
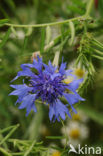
5, 16, 86, 28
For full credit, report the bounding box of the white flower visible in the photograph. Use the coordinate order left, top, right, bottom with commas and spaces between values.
72, 109, 89, 123
49, 144, 61, 156
61, 121, 89, 147
68, 60, 88, 78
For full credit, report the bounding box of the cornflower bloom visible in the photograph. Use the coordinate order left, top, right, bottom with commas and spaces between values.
9, 56, 85, 122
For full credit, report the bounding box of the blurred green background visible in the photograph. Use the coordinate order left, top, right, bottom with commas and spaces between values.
0, 0, 103, 155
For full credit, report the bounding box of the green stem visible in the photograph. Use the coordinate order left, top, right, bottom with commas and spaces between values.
85, 0, 94, 17
5, 16, 84, 28
60, 119, 68, 149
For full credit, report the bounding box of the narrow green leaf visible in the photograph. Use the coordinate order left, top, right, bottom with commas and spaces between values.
94, 49, 103, 56
0, 125, 17, 134
69, 21, 75, 46
26, 27, 32, 36
0, 28, 11, 49
46, 136, 65, 139
46, 26, 51, 44
0, 124, 20, 145
40, 28, 45, 53
52, 51, 60, 66
0, 147, 11, 156
0, 19, 9, 26
11, 26, 18, 37
21, 36, 28, 54
92, 39, 103, 50
92, 54, 103, 60
24, 140, 36, 156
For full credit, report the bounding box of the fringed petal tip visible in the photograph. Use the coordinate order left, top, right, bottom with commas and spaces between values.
49, 99, 71, 122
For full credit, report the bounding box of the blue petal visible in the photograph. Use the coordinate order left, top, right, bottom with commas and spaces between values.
9, 84, 33, 105
63, 93, 78, 113
44, 61, 57, 74
21, 63, 35, 68
65, 69, 76, 78
59, 62, 66, 75
33, 56, 43, 73
50, 73, 61, 80
67, 78, 83, 91
9, 84, 33, 96
18, 94, 37, 115
11, 67, 36, 82
49, 99, 71, 122
63, 93, 79, 105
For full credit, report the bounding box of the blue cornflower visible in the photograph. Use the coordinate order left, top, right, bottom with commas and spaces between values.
9, 56, 85, 122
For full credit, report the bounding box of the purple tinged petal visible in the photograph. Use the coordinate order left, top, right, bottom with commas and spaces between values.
65, 69, 76, 78
11, 68, 36, 82
33, 56, 43, 72
67, 78, 83, 91
18, 94, 37, 115
59, 62, 66, 75
9, 84, 33, 96
63, 93, 79, 105
50, 73, 61, 80
49, 99, 71, 122
21, 63, 35, 69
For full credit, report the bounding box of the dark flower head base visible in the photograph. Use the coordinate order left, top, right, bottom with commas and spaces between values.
9, 56, 85, 122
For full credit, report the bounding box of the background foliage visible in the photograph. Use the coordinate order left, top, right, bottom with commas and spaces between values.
0, 0, 103, 155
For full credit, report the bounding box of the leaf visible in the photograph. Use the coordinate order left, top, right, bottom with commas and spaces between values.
79, 105, 103, 125
0, 124, 20, 145
11, 26, 18, 37
0, 19, 9, 26
0, 28, 11, 49
46, 136, 65, 139
46, 26, 51, 44
24, 140, 36, 156
52, 51, 60, 66
21, 36, 28, 54
69, 21, 75, 46
26, 27, 33, 36
0, 147, 11, 156
40, 28, 46, 53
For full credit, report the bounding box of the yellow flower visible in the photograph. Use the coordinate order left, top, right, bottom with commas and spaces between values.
51, 151, 61, 156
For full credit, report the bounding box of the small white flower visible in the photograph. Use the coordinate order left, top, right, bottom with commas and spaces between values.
68, 60, 88, 78
61, 121, 89, 147
49, 144, 61, 156
72, 109, 89, 123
